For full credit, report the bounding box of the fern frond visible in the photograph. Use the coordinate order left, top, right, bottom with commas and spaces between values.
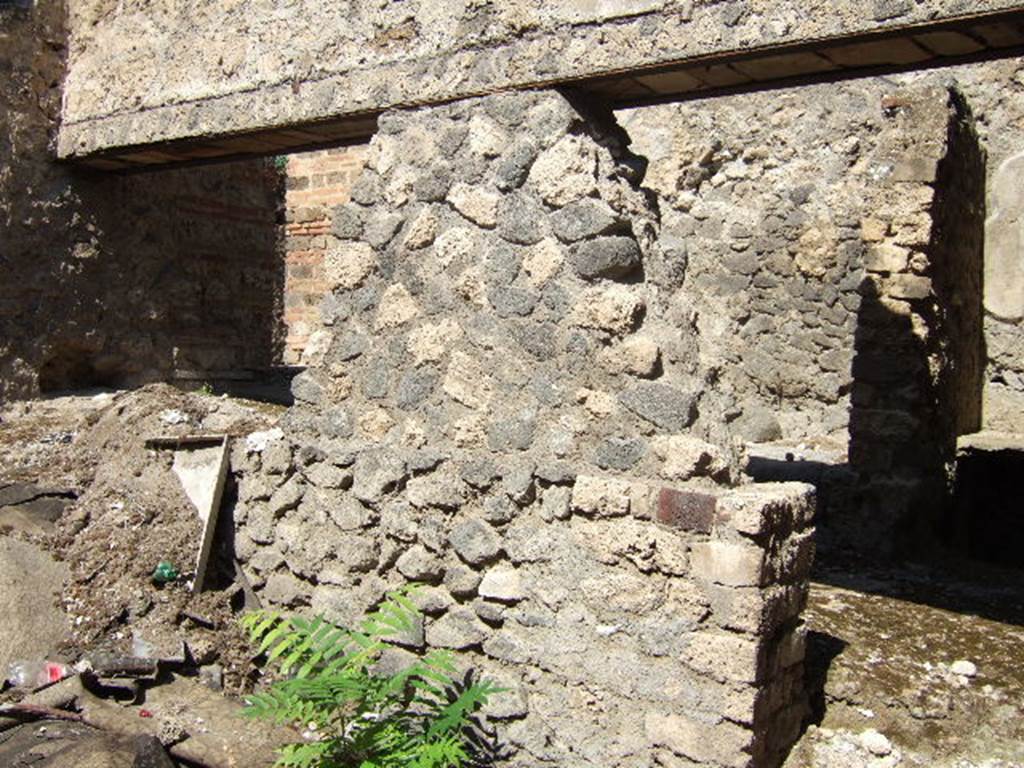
426, 677, 507, 739
242, 584, 507, 768
275, 741, 335, 768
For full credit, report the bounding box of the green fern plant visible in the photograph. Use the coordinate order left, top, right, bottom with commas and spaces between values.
241, 586, 506, 768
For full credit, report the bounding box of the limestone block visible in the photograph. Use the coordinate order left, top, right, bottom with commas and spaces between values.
268, 476, 305, 516
374, 284, 420, 330
478, 565, 527, 603
426, 606, 490, 649
262, 571, 311, 607
407, 319, 463, 366
527, 134, 598, 206
645, 711, 753, 767
405, 470, 467, 510
443, 562, 482, 597
860, 217, 889, 242
768, 623, 807, 675
864, 242, 910, 273
396, 544, 444, 582
690, 541, 765, 587
651, 434, 725, 481
570, 285, 645, 335
467, 114, 509, 158
883, 273, 932, 300
416, 586, 456, 616
705, 583, 808, 635
539, 486, 572, 521
599, 336, 661, 378
683, 630, 762, 684
985, 152, 1024, 320
714, 482, 816, 537
327, 495, 375, 530
448, 182, 500, 228
433, 227, 479, 268
765, 529, 816, 584
571, 475, 632, 517
323, 240, 376, 290
351, 451, 408, 504
443, 351, 494, 410
522, 238, 564, 286
402, 207, 439, 250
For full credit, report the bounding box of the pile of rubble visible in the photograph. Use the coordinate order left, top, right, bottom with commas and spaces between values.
0, 385, 292, 767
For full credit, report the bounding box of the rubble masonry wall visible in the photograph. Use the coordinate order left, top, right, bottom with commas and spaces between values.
280, 58, 1024, 441
621, 59, 1023, 438
230, 90, 817, 767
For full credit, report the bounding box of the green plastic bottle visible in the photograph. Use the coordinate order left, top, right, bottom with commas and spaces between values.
152, 561, 179, 584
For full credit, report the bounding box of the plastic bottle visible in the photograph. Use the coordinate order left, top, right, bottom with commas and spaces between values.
151, 561, 179, 584
6, 660, 70, 689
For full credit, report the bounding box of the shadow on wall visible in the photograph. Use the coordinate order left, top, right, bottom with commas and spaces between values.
749, 88, 986, 564
0, 0, 287, 400
28, 162, 288, 395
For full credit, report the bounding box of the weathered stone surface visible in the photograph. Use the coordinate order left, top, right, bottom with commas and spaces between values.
985, 151, 1024, 320
443, 563, 482, 597
570, 286, 645, 335
449, 518, 502, 565
374, 284, 420, 330
572, 475, 632, 518
487, 410, 537, 452
619, 383, 698, 430
448, 183, 500, 228
645, 710, 753, 765
478, 566, 526, 603
497, 193, 548, 245
571, 236, 643, 280
325, 241, 376, 289
396, 545, 445, 582
599, 337, 661, 378
402, 207, 440, 250
262, 571, 310, 607
425, 607, 489, 649
652, 435, 727, 481
406, 470, 467, 510
351, 452, 408, 504
528, 135, 598, 206
550, 199, 620, 242
691, 541, 765, 587
594, 437, 647, 471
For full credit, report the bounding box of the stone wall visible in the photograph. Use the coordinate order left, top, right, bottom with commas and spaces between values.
58, 0, 1018, 158
276, 58, 1024, 444
0, 0, 285, 400
283, 147, 368, 364
619, 57, 1024, 438
229, 89, 817, 767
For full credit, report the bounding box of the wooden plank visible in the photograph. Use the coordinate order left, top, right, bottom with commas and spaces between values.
731, 51, 839, 81
820, 37, 933, 67
635, 68, 706, 94
914, 30, 987, 56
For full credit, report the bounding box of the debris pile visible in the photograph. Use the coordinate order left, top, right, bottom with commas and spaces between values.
50, 385, 279, 693
1, 384, 290, 767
